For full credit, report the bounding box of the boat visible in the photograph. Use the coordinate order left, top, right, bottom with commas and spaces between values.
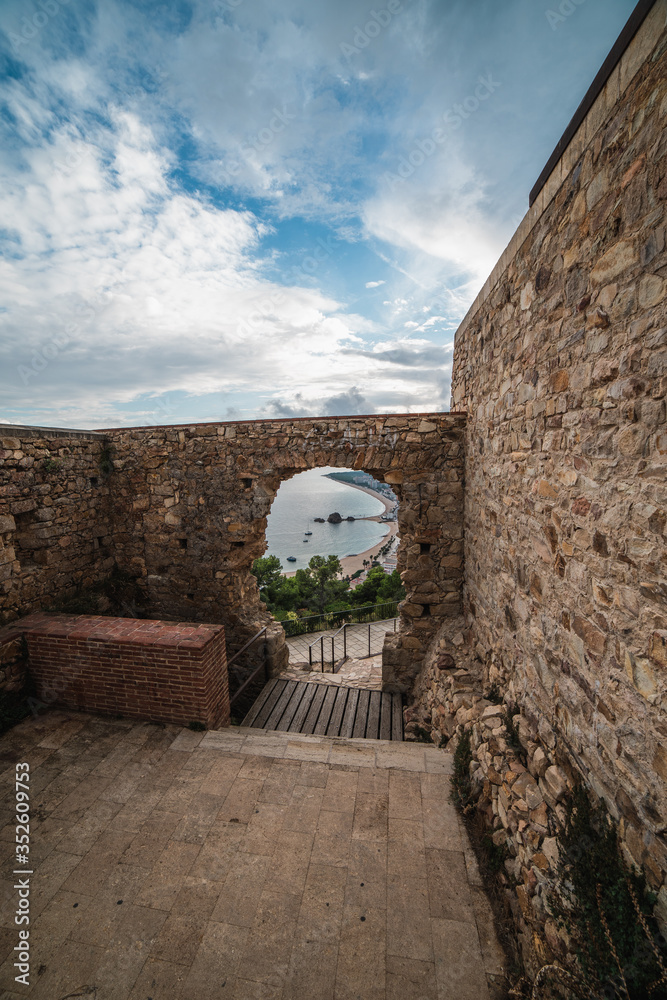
304, 530, 312, 535
303, 538, 309, 542
286, 556, 297, 562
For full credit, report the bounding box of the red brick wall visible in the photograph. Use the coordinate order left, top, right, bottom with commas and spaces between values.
20, 613, 229, 728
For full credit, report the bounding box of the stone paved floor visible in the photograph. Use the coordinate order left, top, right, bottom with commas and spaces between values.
279, 654, 383, 690
0, 711, 506, 999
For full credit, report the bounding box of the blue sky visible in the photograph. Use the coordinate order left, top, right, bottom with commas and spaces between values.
0, 0, 637, 428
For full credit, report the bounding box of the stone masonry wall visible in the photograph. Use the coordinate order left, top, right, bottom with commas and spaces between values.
104, 413, 466, 691
445, 0, 667, 955
0, 415, 464, 693
0, 427, 114, 628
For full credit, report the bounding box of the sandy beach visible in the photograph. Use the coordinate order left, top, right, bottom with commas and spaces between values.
282, 481, 398, 579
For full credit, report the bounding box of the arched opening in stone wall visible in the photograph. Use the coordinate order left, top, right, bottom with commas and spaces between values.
250, 465, 403, 676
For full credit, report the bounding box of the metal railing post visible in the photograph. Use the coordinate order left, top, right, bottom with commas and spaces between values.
344, 625, 347, 659
368, 623, 371, 658
320, 635, 324, 672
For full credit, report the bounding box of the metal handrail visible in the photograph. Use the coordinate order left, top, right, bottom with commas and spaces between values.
307, 617, 398, 672
282, 601, 400, 637
228, 627, 269, 711
227, 627, 267, 669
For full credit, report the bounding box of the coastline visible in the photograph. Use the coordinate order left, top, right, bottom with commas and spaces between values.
281, 481, 398, 578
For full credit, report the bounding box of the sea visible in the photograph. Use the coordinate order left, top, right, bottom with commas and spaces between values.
264, 466, 391, 574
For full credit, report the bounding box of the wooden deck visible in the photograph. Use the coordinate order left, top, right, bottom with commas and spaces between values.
241, 679, 403, 741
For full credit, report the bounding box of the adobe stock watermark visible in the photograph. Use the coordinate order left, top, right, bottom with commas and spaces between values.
17, 296, 112, 387
545, 0, 587, 31
215, 107, 296, 188
382, 72, 501, 189
235, 235, 337, 339
340, 1, 403, 58
6, 0, 70, 54
53, 64, 170, 177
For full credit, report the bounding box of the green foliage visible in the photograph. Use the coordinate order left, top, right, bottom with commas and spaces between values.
252, 555, 283, 589
451, 728, 474, 811
42, 456, 61, 473
481, 833, 509, 875
348, 566, 404, 607
251, 552, 404, 623
553, 783, 667, 999
252, 553, 349, 617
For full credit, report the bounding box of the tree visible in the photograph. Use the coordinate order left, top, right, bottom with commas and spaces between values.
350, 566, 405, 606
299, 554, 349, 614
251, 555, 283, 588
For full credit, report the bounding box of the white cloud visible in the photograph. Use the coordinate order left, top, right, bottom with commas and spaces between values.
365, 279, 385, 288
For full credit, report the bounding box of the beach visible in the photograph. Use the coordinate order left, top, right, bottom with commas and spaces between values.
334, 482, 398, 579
282, 481, 398, 579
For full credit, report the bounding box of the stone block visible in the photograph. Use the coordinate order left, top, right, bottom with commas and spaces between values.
649, 631, 667, 668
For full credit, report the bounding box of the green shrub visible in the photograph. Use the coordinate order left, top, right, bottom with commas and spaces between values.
553, 783, 667, 999
451, 728, 474, 811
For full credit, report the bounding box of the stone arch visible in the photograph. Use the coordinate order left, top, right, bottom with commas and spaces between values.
107, 412, 465, 692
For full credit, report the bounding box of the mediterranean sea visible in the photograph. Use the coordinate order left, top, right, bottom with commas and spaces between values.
264, 466, 390, 573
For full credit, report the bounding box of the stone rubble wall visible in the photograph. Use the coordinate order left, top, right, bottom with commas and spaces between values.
104, 413, 466, 691
450, 0, 667, 875
1, 415, 466, 693
405, 623, 667, 978
403, 1, 667, 979
0, 427, 114, 630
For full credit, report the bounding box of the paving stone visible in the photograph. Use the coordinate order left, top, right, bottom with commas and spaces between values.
127, 957, 188, 999
181, 921, 248, 999
386, 875, 434, 963
335, 902, 385, 1000
431, 918, 490, 1000
210, 853, 271, 928
0, 712, 506, 998
385, 954, 438, 1000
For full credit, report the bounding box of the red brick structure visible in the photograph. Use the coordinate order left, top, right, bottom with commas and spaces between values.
18, 613, 229, 728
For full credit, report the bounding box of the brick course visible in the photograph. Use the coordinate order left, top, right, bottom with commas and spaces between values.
17, 613, 229, 728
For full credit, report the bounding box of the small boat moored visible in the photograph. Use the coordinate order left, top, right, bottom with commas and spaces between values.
286, 556, 297, 562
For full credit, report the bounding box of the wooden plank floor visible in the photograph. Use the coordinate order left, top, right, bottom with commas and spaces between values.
242, 679, 403, 741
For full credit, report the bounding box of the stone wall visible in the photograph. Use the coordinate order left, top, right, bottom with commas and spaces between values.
0, 427, 113, 627
104, 413, 466, 691
0, 415, 465, 692
440, 0, 667, 968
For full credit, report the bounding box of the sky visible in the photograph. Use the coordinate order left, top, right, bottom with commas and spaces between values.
0, 0, 637, 429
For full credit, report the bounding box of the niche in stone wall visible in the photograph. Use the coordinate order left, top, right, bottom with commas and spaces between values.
13, 511, 50, 569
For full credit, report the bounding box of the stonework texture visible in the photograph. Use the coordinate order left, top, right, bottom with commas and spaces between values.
420, 1, 667, 976
0, 427, 113, 628
0, 415, 465, 692
19, 612, 230, 728
100, 413, 465, 691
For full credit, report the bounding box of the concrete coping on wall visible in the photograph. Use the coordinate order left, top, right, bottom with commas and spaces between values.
0, 425, 107, 439
95, 412, 468, 433
452, 0, 666, 353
